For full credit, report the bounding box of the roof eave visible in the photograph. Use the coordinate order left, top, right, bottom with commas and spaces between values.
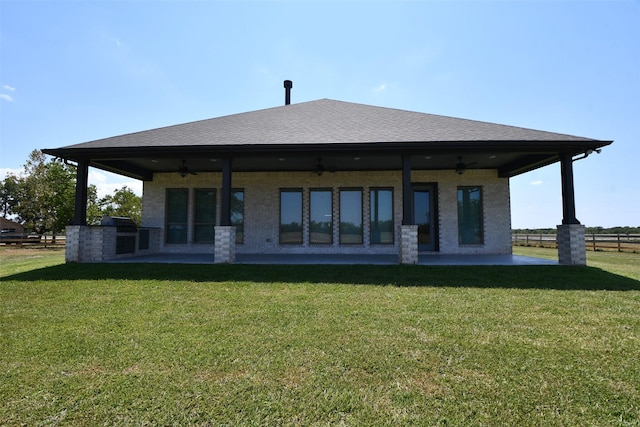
43, 139, 612, 160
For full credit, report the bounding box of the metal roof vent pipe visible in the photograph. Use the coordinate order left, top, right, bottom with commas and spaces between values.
284, 80, 293, 105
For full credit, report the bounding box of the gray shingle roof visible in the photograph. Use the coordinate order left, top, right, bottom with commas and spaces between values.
59, 99, 596, 150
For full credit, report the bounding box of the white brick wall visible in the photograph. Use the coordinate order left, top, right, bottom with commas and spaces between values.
214, 226, 235, 263
399, 225, 419, 264
142, 169, 512, 256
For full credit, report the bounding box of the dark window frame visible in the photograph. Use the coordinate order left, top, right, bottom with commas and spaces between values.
279, 188, 303, 245
165, 188, 189, 244
457, 186, 484, 245
339, 187, 363, 245
370, 187, 394, 245
231, 188, 245, 244
309, 188, 333, 245
193, 188, 216, 244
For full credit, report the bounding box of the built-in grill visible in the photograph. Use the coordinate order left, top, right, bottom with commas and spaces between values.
101, 216, 138, 254
100, 216, 138, 233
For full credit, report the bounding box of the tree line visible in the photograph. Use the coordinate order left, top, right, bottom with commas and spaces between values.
1, 150, 141, 236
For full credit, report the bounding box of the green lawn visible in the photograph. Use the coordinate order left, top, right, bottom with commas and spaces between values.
1, 247, 639, 425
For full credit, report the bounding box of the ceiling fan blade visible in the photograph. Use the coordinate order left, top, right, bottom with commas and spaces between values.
314, 157, 325, 176
178, 160, 197, 177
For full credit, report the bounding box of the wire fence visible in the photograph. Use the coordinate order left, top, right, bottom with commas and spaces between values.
512, 233, 640, 253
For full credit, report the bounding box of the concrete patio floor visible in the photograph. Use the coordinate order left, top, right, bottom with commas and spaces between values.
107, 253, 558, 266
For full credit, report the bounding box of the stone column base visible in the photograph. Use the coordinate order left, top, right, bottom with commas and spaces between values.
557, 224, 586, 266
65, 225, 82, 263
399, 225, 419, 265
214, 226, 236, 264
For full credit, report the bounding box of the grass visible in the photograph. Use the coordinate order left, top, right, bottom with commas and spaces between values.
513, 245, 640, 281
1, 247, 639, 425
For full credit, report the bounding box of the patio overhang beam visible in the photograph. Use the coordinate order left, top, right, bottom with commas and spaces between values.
43, 139, 612, 179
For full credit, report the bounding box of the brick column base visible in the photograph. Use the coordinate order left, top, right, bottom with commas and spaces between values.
65, 225, 82, 263
214, 226, 236, 264
399, 225, 419, 265
557, 224, 586, 266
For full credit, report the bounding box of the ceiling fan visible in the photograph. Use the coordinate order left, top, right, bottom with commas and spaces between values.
314, 157, 335, 176
455, 156, 477, 175
178, 160, 197, 177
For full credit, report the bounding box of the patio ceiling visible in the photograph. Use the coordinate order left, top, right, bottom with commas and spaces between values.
74, 146, 565, 181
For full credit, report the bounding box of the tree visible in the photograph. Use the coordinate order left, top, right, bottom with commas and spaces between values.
86, 185, 102, 225
2, 150, 99, 239
0, 174, 20, 218
1, 151, 140, 235
98, 186, 142, 225
9, 150, 76, 237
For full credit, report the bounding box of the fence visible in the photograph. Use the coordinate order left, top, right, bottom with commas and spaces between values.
512, 233, 640, 253
0, 234, 66, 247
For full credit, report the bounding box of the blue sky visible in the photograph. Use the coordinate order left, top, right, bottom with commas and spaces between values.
1, 0, 638, 228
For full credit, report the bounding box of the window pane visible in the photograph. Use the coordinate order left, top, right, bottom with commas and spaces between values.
310, 190, 332, 244
458, 187, 483, 244
340, 189, 362, 244
280, 190, 302, 244
195, 189, 216, 223
194, 189, 216, 243
370, 189, 393, 244
167, 224, 188, 244
231, 190, 244, 244
166, 189, 188, 244
194, 225, 214, 243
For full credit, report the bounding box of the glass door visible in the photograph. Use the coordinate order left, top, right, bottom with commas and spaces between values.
413, 185, 436, 251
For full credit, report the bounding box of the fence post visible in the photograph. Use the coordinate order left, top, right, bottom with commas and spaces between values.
592, 233, 596, 251
618, 234, 621, 252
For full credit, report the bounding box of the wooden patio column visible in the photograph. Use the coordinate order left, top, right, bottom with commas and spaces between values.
399, 154, 418, 264
560, 152, 580, 225
215, 157, 235, 263
557, 152, 586, 265
220, 157, 232, 226
73, 159, 89, 226
402, 154, 413, 225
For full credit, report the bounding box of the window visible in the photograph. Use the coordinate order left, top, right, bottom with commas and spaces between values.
309, 189, 333, 244
458, 186, 483, 244
280, 189, 303, 244
166, 188, 188, 244
231, 189, 244, 244
340, 189, 363, 244
370, 188, 394, 244
194, 189, 216, 243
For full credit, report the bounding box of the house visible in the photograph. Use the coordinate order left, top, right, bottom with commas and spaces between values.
0, 217, 24, 235
43, 81, 611, 265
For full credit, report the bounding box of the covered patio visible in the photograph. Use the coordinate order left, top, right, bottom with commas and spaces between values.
105, 253, 557, 266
